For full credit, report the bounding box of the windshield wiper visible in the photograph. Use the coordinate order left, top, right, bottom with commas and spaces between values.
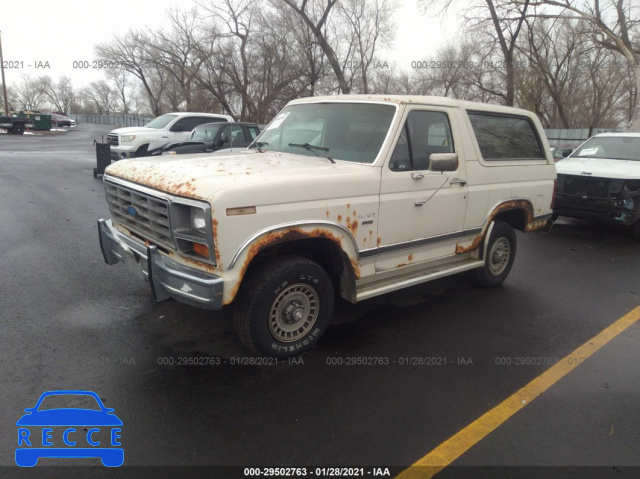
288, 143, 335, 163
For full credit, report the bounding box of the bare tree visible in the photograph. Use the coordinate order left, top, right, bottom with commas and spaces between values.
95, 31, 169, 116
523, 0, 640, 129
105, 69, 134, 114
13, 74, 44, 111
420, 0, 531, 106
143, 8, 207, 111
336, 0, 396, 93
79, 81, 119, 114
280, 0, 351, 94
36, 75, 76, 114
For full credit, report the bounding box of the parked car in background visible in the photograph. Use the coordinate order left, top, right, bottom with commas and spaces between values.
147, 122, 260, 156
554, 132, 640, 239
51, 114, 72, 127
106, 112, 234, 160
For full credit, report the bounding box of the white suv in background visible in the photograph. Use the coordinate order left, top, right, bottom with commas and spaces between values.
107, 112, 234, 160
554, 132, 640, 239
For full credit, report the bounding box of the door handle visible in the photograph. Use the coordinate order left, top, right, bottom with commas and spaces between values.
414, 201, 426, 206
411, 172, 424, 179
450, 178, 467, 186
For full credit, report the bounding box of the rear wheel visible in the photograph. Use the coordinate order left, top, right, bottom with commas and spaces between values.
234, 256, 334, 357
472, 221, 516, 287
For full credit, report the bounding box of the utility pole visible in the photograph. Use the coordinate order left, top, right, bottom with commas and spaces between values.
0, 31, 10, 116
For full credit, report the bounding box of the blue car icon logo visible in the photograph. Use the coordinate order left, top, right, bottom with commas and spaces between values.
16, 390, 123, 467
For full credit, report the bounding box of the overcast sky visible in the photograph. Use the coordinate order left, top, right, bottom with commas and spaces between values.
1, 0, 459, 88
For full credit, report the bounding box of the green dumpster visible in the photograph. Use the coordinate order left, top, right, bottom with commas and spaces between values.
17, 112, 52, 130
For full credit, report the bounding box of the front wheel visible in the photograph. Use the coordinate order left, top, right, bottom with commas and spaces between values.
234, 256, 334, 357
472, 221, 516, 288
12, 123, 25, 135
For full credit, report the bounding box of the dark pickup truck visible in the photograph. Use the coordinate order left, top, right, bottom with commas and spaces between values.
0, 116, 32, 135
147, 121, 260, 156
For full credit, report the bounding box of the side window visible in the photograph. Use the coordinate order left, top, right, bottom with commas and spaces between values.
248, 126, 260, 140
231, 125, 248, 146
218, 125, 231, 146
389, 111, 454, 171
467, 112, 545, 160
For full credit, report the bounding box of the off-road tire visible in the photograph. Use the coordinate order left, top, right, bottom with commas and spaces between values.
234, 256, 334, 357
472, 221, 517, 287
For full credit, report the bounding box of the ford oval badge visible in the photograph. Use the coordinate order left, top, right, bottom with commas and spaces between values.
127, 206, 138, 216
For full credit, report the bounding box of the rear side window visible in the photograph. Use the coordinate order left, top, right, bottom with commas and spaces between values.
467, 112, 544, 160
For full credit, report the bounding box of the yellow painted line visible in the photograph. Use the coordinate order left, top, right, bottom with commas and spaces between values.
397, 305, 640, 479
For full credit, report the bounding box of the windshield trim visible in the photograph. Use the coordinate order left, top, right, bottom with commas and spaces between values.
252, 100, 400, 166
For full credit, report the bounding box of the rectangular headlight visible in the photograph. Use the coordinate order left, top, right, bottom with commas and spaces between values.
190, 207, 206, 234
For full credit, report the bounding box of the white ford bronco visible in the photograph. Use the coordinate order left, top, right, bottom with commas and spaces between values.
98, 95, 556, 357
107, 112, 234, 161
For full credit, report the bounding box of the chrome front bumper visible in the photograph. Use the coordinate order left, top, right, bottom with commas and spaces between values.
98, 219, 223, 310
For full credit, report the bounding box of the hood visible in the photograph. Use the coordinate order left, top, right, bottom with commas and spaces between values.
109, 126, 157, 136
105, 150, 368, 200
556, 156, 640, 180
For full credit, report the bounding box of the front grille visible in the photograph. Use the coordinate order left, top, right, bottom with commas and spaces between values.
107, 134, 119, 146
560, 174, 610, 198
105, 181, 173, 249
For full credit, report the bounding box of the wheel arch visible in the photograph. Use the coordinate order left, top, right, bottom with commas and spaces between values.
225, 222, 360, 305
457, 199, 534, 256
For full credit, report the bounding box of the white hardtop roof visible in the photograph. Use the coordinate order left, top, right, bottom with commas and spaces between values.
288, 94, 536, 117
594, 132, 640, 137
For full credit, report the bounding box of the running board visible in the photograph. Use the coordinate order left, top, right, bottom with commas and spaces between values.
355, 259, 484, 302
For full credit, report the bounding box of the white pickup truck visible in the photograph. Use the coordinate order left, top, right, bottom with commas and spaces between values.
98, 95, 556, 357
107, 112, 234, 160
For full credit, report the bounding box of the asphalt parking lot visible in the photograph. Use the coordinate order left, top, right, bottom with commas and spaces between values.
1, 124, 639, 478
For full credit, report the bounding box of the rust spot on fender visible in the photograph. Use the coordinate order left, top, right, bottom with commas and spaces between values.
408, 254, 413, 261
350, 220, 359, 236
377, 237, 382, 246
455, 234, 484, 254
349, 258, 361, 279
455, 200, 535, 254
337, 214, 343, 222
228, 227, 359, 303
212, 219, 221, 266
346, 203, 350, 209
396, 263, 406, 268
326, 211, 330, 219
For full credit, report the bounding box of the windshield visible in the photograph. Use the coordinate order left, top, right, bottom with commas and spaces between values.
252, 102, 396, 164
572, 136, 640, 161
145, 114, 179, 129
187, 123, 221, 142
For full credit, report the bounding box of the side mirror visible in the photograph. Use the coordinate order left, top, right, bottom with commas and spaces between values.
428, 153, 458, 172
